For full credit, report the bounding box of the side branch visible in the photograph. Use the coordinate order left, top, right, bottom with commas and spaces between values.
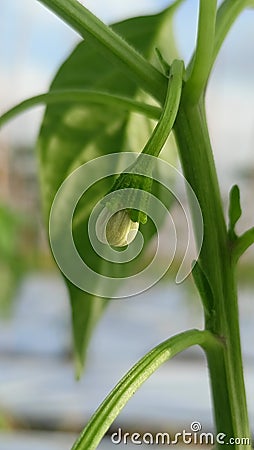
71, 329, 218, 450
0, 90, 161, 128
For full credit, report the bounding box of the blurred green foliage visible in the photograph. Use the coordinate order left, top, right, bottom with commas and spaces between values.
0, 202, 39, 316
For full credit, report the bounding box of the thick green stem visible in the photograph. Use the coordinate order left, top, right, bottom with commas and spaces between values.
173, 97, 251, 448
36, 0, 254, 107
37, 0, 167, 99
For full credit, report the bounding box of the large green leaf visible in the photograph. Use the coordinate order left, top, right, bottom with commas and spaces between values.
37, 3, 181, 376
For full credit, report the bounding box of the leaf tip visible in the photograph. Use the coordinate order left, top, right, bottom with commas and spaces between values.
228, 184, 242, 238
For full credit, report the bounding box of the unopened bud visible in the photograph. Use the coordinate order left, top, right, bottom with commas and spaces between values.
96, 208, 139, 247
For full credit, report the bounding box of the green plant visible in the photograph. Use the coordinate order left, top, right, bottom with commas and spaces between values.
1, 0, 254, 449
0, 203, 30, 315
0, 204, 21, 313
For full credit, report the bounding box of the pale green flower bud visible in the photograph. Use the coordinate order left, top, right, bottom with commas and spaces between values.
96, 208, 139, 247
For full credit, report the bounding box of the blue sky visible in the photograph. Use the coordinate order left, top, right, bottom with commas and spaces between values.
1, 0, 254, 79
1, 0, 195, 87
1, 0, 254, 105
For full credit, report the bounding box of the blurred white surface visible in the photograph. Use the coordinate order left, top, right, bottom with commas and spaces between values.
0, 274, 253, 439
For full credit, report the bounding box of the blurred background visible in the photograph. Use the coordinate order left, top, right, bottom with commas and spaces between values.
0, 0, 254, 449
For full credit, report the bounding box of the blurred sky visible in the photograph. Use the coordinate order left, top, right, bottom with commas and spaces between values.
1, 0, 254, 202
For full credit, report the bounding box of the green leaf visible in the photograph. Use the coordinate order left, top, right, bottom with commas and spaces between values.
192, 260, 214, 318
228, 184, 242, 238
37, 4, 181, 376
68, 282, 107, 378
228, 186, 254, 262
71, 329, 218, 450
0, 204, 24, 315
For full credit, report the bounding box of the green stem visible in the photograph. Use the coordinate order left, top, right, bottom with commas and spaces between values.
174, 4, 254, 441
71, 329, 219, 450
233, 228, 254, 262
37, 0, 167, 99
36, 0, 253, 107
173, 97, 251, 449
141, 59, 183, 157
32, 0, 253, 445
185, 0, 217, 103
0, 90, 161, 128
185, 0, 254, 100
105, 60, 183, 225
